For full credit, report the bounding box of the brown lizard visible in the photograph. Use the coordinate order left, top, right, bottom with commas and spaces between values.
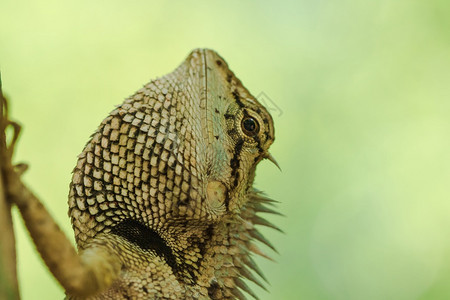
2, 48, 279, 299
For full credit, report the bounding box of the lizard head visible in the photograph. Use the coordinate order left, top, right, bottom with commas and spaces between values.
187, 49, 276, 217
68, 49, 278, 297
69, 49, 276, 246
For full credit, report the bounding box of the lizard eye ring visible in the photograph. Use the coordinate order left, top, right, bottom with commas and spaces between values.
241, 116, 259, 136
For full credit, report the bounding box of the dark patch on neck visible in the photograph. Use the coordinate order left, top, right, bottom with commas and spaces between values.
110, 219, 178, 270
199, 224, 215, 256
208, 281, 221, 298
110, 219, 217, 285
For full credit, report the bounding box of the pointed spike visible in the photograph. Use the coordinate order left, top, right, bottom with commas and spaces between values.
242, 231, 254, 242
249, 229, 278, 253
227, 215, 244, 225
261, 199, 280, 206
264, 152, 281, 171
248, 243, 275, 261
233, 256, 245, 267
249, 189, 272, 199
244, 256, 268, 283
236, 242, 250, 253
252, 199, 280, 207
231, 287, 248, 300
250, 193, 267, 200
251, 187, 263, 194
260, 201, 278, 208
251, 215, 284, 233
253, 203, 284, 216
234, 214, 246, 224
235, 278, 259, 300
238, 266, 267, 291
250, 194, 280, 205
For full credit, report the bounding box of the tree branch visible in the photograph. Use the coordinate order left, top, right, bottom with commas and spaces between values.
0, 73, 20, 299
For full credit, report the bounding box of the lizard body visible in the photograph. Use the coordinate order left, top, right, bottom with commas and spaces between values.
3, 49, 278, 299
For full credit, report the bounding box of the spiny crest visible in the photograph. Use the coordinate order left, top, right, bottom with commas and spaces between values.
227, 189, 281, 300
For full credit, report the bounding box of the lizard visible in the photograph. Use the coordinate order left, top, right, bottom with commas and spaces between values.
1, 48, 279, 299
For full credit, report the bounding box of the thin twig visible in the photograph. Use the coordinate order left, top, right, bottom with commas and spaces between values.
0, 72, 20, 299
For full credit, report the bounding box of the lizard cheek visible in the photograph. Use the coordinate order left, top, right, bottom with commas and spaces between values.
205, 181, 228, 219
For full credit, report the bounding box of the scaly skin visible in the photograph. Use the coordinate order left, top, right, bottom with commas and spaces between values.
3, 49, 278, 300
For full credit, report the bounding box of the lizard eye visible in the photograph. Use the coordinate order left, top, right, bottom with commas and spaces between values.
241, 116, 259, 136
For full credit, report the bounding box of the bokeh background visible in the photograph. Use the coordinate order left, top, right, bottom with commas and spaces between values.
1, 1, 450, 299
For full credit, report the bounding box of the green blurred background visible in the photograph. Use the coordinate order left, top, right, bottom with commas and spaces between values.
1, 1, 450, 299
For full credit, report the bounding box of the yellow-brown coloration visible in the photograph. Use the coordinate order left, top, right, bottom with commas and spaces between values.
67, 49, 278, 299
2, 49, 277, 300
205, 181, 227, 218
